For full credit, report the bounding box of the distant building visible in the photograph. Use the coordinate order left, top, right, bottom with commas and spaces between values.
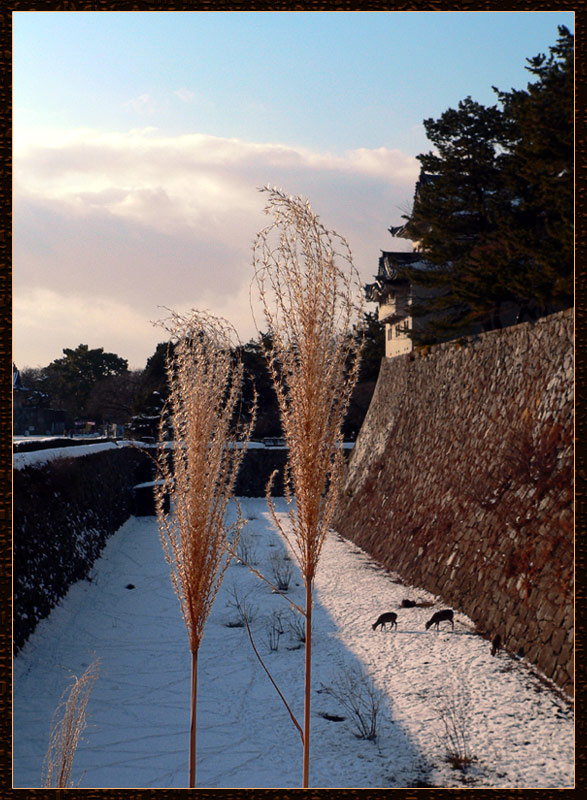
365, 251, 437, 358
13, 364, 26, 409
366, 171, 523, 357
13, 364, 67, 436
364, 171, 443, 358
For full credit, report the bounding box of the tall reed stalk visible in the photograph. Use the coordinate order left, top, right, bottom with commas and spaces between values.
153, 309, 255, 788
42, 658, 99, 788
253, 187, 363, 787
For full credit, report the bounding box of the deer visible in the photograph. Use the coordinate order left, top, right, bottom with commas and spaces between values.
372, 612, 398, 631
425, 609, 454, 631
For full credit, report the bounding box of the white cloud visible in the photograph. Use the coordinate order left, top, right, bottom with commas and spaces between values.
173, 88, 196, 103
13, 288, 163, 369
123, 93, 156, 115
13, 128, 419, 368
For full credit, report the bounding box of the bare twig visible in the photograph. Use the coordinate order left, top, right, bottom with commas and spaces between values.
432, 674, 474, 771
223, 539, 305, 615
243, 611, 304, 745
321, 666, 384, 741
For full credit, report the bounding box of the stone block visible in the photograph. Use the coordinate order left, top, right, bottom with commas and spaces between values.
550, 627, 566, 655
558, 640, 572, 667
526, 643, 541, 665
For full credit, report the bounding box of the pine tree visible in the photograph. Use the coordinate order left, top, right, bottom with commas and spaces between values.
43, 344, 129, 418
402, 98, 512, 337
401, 28, 573, 341
494, 25, 574, 316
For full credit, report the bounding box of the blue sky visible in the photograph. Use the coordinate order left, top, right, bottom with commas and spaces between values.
14, 11, 573, 154
13, 10, 574, 369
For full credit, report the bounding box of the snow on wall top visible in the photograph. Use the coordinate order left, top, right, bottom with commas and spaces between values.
13, 439, 354, 470
13, 442, 123, 470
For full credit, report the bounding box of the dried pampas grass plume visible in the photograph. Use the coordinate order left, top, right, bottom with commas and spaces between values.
42, 658, 99, 788
252, 186, 363, 787
253, 187, 363, 579
153, 308, 255, 788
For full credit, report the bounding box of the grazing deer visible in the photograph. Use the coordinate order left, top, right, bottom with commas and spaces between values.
425, 609, 454, 631
372, 612, 398, 631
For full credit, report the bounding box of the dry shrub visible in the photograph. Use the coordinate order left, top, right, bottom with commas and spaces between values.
287, 609, 307, 643
153, 309, 255, 788
42, 658, 99, 788
236, 531, 258, 566
321, 666, 384, 741
224, 582, 258, 628
432, 675, 474, 772
266, 609, 286, 651
269, 551, 294, 591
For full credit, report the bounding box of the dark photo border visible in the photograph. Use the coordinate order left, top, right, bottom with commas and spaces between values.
2, 4, 582, 799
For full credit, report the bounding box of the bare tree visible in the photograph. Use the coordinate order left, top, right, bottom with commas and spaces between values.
153, 309, 255, 788
253, 187, 363, 786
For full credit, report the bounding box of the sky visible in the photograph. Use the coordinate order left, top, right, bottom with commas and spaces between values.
13, 10, 574, 369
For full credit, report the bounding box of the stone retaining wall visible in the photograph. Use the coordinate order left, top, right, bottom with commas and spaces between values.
333, 309, 573, 694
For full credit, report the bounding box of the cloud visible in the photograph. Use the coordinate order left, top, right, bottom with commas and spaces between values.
13, 128, 419, 368
13, 288, 163, 369
173, 88, 196, 104
123, 93, 156, 115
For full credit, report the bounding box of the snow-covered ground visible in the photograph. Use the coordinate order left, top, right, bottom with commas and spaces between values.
13, 498, 574, 789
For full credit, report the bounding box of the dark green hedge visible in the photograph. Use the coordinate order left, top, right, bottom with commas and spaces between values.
13, 444, 338, 652
13, 446, 152, 653
235, 448, 288, 496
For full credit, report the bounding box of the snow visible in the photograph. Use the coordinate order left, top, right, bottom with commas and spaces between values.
12, 440, 351, 470
13, 436, 63, 443
132, 480, 165, 489
13, 498, 574, 789
12, 442, 123, 471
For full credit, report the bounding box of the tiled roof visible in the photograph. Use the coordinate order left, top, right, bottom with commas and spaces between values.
388, 222, 409, 238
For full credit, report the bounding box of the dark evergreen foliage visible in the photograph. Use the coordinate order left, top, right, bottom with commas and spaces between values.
355, 311, 385, 382
18, 312, 384, 439
494, 25, 574, 316
126, 341, 171, 441
403, 98, 511, 337
237, 333, 281, 438
43, 344, 129, 419
400, 27, 573, 342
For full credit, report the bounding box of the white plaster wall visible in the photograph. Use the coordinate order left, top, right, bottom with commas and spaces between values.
385, 322, 413, 358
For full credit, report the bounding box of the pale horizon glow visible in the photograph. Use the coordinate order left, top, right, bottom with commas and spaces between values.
13, 10, 574, 369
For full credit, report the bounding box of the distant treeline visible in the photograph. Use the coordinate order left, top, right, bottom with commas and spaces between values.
16, 312, 385, 441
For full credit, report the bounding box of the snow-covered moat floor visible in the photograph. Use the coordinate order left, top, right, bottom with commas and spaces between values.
13, 498, 574, 788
